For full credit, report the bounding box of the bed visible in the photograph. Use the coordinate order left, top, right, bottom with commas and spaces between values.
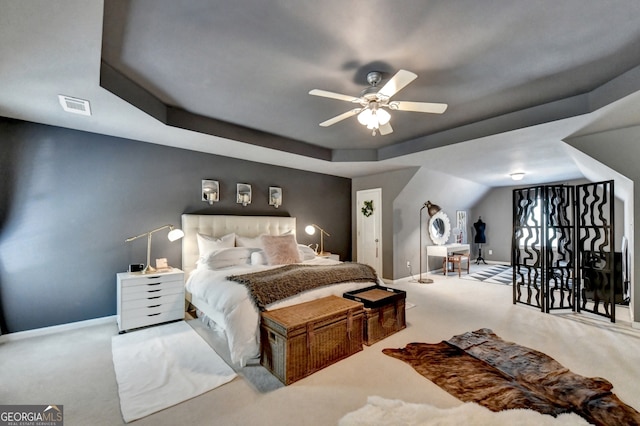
181, 214, 379, 366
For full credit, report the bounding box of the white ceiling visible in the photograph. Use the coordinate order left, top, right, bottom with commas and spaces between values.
2, 1, 640, 186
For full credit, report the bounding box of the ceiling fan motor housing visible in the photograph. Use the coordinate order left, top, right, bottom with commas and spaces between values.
366, 71, 382, 86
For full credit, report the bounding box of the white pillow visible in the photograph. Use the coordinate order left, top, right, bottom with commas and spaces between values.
250, 250, 268, 266
236, 234, 265, 248
298, 244, 317, 261
260, 234, 302, 265
198, 247, 257, 269
197, 232, 235, 257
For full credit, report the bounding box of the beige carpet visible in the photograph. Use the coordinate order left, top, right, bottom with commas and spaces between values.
1, 264, 639, 425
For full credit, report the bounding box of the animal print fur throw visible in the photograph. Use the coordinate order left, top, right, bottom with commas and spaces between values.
383, 328, 640, 426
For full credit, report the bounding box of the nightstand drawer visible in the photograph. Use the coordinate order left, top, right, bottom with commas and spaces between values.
119, 308, 185, 332
119, 272, 182, 287
121, 280, 184, 299
121, 292, 184, 311
123, 296, 183, 319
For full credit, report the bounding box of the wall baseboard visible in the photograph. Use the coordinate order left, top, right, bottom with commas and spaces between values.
0, 316, 117, 343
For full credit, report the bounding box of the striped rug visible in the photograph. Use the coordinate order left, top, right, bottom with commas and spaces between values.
461, 265, 512, 285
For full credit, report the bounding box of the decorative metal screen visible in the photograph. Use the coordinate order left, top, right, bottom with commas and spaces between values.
513, 181, 617, 322
513, 186, 545, 310
512, 185, 575, 312
576, 181, 617, 322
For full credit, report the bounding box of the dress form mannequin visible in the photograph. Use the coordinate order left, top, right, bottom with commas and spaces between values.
474, 217, 487, 264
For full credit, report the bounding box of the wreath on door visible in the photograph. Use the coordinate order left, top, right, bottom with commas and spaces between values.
361, 200, 374, 217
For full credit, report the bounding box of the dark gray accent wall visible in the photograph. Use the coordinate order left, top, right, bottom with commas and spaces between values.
0, 117, 351, 333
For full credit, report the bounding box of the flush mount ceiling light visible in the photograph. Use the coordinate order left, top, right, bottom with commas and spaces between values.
510, 172, 525, 181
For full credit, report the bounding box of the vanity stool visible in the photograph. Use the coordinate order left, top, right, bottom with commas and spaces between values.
443, 253, 470, 277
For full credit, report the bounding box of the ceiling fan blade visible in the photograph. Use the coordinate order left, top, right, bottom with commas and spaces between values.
389, 101, 448, 114
377, 70, 417, 99
319, 109, 361, 127
379, 122, 393, 135
309, 89, 361, 103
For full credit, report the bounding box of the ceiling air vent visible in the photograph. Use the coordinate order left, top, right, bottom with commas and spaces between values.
58, 95, 91, 116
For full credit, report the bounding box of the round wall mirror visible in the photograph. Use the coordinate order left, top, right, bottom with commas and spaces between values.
428, 210, 451, 245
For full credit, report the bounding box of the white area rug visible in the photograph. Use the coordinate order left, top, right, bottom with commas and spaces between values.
112, 321, 237, 422
338, 396, 590, 426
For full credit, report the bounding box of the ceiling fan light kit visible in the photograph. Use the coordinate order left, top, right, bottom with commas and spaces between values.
310, 69, 448, 136
357, 102, 391, 135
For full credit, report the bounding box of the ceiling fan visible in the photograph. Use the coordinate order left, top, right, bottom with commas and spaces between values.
309, 69, 447, 136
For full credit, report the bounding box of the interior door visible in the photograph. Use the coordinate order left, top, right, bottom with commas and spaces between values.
357, 188, 383, 275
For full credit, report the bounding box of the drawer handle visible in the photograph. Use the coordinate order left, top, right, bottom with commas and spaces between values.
147, 313, 161, 317
147, 289, 161, 293
146, 276, 161, 279
147, 296, 161, 300
146, 282, 162, 286
147, 304, 161, 308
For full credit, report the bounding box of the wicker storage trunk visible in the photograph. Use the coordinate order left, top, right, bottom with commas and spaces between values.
260, 295, 364, 385
343, 286, 406, 345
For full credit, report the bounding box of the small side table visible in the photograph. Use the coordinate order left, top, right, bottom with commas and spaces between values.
443, 254, 470, 277
116, 268, 185, 333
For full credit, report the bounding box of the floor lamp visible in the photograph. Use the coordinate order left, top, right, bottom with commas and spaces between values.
418, 202, 433, 283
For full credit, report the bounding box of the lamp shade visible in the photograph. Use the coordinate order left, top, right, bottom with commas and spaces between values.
305, 225, 316, 235
167, 228, 184, 242
426, 201, 441, 217
357, 108, 373, 126
376, 108, 391, 125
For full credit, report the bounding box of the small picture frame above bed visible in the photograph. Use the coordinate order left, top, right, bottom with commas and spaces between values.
269, 187, 282, 208
237, 183, 252, 206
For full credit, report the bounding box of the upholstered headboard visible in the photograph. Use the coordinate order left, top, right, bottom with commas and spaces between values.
181, 214, 297, 276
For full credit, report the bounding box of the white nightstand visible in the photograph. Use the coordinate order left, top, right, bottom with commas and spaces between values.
116, 269, 185, 333
317, 253, 340, 261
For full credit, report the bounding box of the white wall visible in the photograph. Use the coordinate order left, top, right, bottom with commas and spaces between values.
392, 168, 489, 279
352, 168, 419, 280
565, 126, 639, 323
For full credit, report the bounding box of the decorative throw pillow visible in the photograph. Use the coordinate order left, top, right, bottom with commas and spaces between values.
197, 232, 235, 257
250, 250, 268, 266
298, 244, 317, 261
260, 234, 301, 265
236, 234, 265, 249
198, 247, 258, 269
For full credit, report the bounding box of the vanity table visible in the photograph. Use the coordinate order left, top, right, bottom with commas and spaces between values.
426, 243, 471, 258
426, 243, 470, 275
421, 204, 470, 280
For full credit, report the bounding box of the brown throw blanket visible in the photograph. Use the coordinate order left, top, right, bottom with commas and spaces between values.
227, 263, 377, 310
383, 328, 640, 426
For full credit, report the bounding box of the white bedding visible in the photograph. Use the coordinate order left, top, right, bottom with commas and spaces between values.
186, 257, 378, 366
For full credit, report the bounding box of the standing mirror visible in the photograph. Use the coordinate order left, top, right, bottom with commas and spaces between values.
428, 210, 451, 245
